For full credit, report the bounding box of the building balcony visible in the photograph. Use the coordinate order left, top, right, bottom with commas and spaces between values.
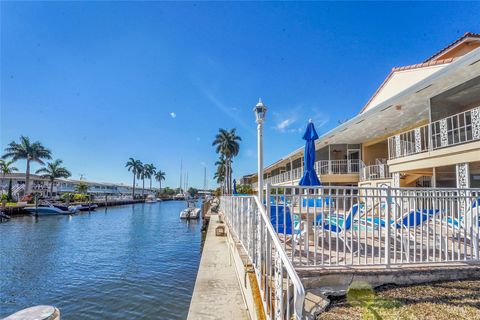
264, 159, 362, 186
359, 163, 392, 182
388, 106, 480, 160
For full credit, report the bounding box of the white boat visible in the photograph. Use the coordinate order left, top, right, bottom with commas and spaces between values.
180, 199, 200, 219
145, 195, 157, 203
173, 193, 185, 200
24, 202, 79, 216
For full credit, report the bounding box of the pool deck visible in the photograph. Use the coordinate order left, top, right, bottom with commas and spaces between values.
187, 213, 250, 320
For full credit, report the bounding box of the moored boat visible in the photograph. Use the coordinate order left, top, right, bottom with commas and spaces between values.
179, 199, 200, 219
24, 202, 79, 216
145, 195, 157, 203
79, 204, 98, 211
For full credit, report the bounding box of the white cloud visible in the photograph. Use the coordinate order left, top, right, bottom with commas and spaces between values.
170, 112, 177, 118
276, 117, 295, 131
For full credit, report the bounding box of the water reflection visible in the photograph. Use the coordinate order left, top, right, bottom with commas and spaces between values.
0, 201, 202, 319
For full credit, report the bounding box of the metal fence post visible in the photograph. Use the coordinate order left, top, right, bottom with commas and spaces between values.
385, 187, 392, 266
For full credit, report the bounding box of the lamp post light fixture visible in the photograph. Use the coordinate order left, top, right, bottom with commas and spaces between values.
254, 98, 267, 205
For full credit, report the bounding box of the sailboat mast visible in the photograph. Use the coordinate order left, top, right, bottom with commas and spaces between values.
179, 159, 183, 192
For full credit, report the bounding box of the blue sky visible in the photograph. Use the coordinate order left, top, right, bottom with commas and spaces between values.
1, 2, 479, 189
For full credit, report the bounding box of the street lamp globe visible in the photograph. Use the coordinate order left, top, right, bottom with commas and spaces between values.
253, 98, 267, 124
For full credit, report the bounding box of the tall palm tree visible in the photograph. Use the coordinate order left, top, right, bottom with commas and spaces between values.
212, 128, 241, 194
155, 170, 166, 192
125, 158, 143, 198
35, 159, 71, 197
2, 136, 52, 194
144, 163, 156, 191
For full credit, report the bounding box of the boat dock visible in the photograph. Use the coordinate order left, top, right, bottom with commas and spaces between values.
187, 213, 251, 320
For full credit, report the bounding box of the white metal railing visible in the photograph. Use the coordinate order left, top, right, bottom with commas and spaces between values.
359, 163, 392, 182
267, 185, 479, 267
265, 160, 362, 186
388, 106, 480, 159
315, 159, 362, 175
221, 195, 305, 320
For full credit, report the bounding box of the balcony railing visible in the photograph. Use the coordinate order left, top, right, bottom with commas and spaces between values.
388, 106, 480, 159
315, 159, 362, 175
264, 159, 362, 186
360, 163, 392, 182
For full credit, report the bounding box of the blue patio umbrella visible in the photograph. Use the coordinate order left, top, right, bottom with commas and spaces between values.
299, 120, 321, 186
233, 179, 238, 195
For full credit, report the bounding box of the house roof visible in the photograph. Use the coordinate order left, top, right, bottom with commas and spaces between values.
359, 58, 454, 114
423, 32, 480, 63
360, 33, 480, 114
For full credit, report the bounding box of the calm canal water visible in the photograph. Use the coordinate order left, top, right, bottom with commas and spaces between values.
0, 201, 203, 319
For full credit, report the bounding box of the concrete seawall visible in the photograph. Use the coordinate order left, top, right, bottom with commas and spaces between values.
187, 213, 250, 320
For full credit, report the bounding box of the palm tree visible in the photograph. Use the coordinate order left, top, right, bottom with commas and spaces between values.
144, 163, 156, 191
35, 159, 71, 197
138, 163, 146, 197
155, 170, 166, 192
212, 128, 241, 194
2, 136, 52, 194
125, 158, 143, 198
0, 159, 18, 186
75, 181, 89, 194
214, 156, 227, 193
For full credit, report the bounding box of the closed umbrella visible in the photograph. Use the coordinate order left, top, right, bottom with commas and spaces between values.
233, 179, 238, 195
299, 120, 321, 186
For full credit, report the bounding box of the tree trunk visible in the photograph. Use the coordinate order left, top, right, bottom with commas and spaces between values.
142, 178, 145, 197
132, 174, 136, 199
159, 180, 162, 193
25, 159, 31, 195
150, 179, 152, 191
50, 178, 54, 197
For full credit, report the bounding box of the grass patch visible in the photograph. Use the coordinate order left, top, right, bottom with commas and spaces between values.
319, 280, 480, 320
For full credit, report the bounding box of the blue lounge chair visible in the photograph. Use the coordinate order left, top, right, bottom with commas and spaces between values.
270, 205, 304, 240
316, 203, 362, 251
302, 197, 331, 208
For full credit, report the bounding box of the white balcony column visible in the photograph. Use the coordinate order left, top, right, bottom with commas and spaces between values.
472, 107, 480, 140
392, 172, 400, 188
439, 118, 449, 147
456, 163, 470, 220
414, 127, 422, 153
456, 163, 470, 189
289, 157, 293, 184
394, 135, 401, 158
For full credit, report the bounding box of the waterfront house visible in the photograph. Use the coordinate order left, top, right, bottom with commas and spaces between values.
0, 173, 155, 199
242, 32, 480, 191
224, 33, 480, 319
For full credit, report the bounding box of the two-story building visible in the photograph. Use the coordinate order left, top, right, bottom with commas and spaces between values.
243, 32, 480, 190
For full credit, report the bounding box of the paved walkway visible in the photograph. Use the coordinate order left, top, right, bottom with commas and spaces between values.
187, 214, 250, 320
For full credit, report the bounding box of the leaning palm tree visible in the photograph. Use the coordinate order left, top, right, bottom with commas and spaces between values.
35, 159, 71, 197
125, 158, 143, 198
0, 159, 18, 186
212, 128, 241, 194
2, 136, 52, 194
144, 163, 156, 191
155, 170, 166, 192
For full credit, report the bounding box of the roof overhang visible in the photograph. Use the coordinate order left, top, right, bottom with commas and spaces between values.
262, 47, 480, 173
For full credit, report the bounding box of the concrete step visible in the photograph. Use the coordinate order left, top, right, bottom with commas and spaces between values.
303, 289, 330, 320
